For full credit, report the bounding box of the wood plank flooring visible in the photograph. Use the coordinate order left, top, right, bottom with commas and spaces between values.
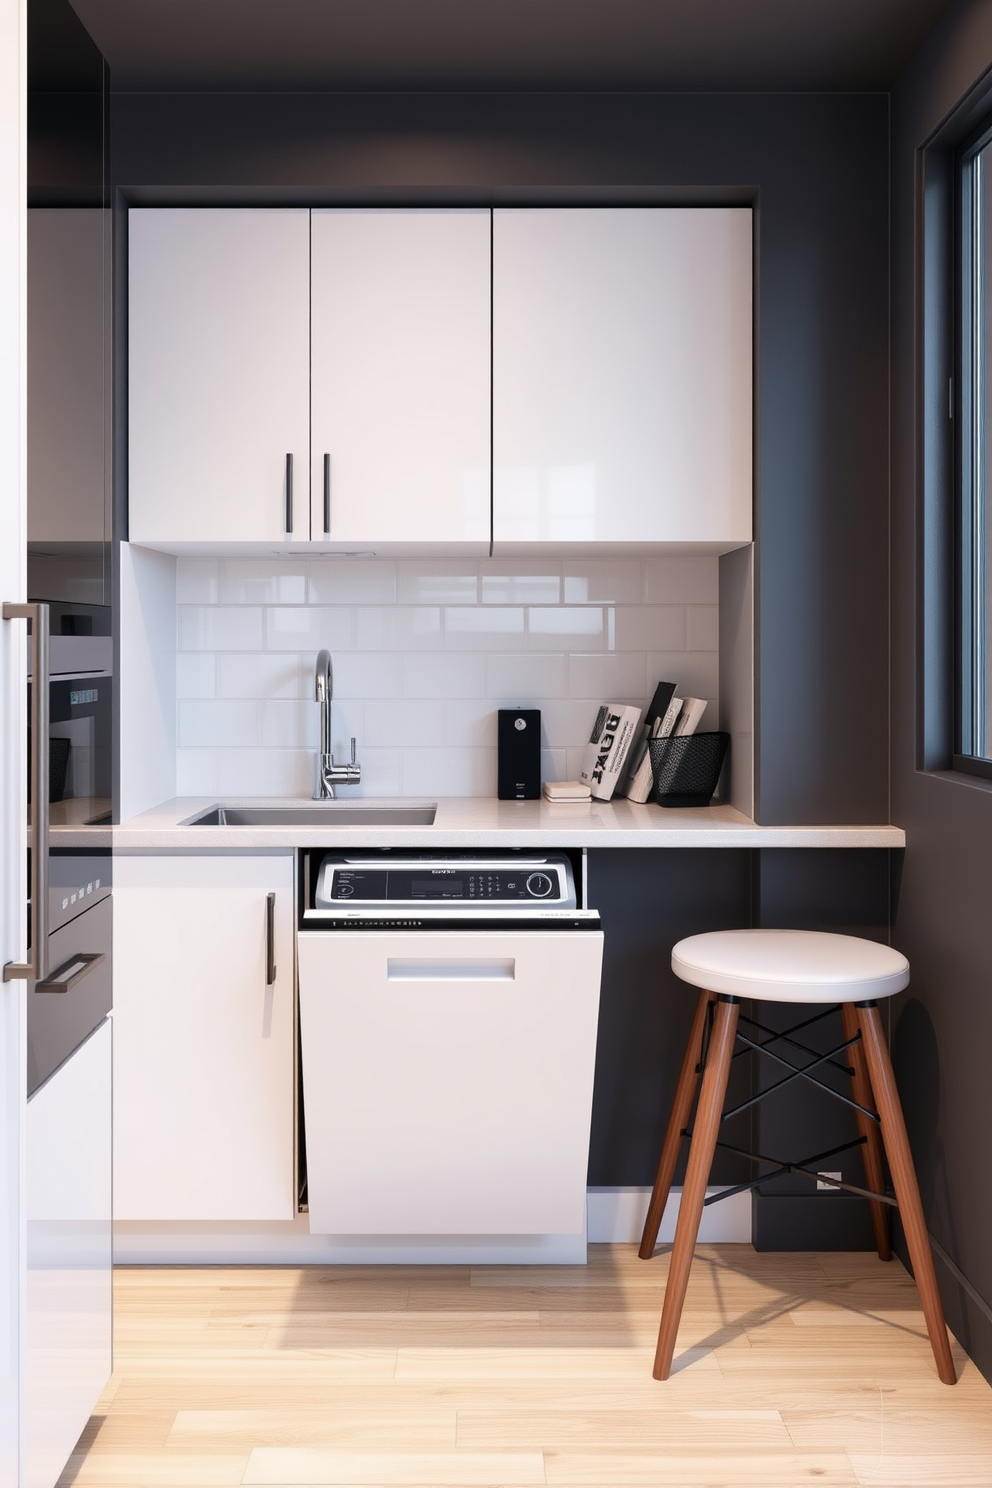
60, 1244, 992, 1487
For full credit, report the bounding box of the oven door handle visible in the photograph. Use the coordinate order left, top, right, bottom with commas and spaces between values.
35, 950, 105, 994
3, 600, 50, 982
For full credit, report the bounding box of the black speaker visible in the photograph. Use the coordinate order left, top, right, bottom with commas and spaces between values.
497, 709, 541, 800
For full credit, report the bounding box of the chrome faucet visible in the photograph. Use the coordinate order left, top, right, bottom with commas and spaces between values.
314, 650, 361, 799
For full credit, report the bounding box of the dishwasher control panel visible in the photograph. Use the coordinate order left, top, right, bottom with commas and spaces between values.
303, 852, 596, 928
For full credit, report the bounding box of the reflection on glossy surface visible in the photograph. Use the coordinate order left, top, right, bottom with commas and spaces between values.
185, 801, 438, 827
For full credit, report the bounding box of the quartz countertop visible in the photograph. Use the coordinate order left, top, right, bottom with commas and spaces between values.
50, 796, 906, 851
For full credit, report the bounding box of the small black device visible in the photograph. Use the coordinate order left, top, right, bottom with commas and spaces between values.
497, 708, 541, 800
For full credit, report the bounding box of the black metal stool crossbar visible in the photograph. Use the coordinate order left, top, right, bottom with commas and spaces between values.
637, 931, 956, 1385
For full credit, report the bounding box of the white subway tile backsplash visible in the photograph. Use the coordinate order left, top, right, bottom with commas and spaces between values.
265, 606, 353, 651
568, 651, 647, 699
176, 559, 220, 604
647, 649, 720, 699
563, 560, 642, 605
217, 652, 308, 700
180, 606, 263, 651
528, 606, 607, 650
481, 570, 561, 605
686, 604, 720, 652
443, 606, 525, 650
220, 561, 307, 605
309, 559, 397, 605
403, 652, 488, 699
485, 652, 568, 700
333, 651, 404, 699
401, 746, 496, 797
176, 653, 217, 699
357, 606, 441, 651
179, 698, 260, 748
643, 554, 720, 605
260, 699, 318, 749
364, 699, 445, 748
172, 556, 719, 797
613, 605, 686, 652
444, 698, 498, 747
395, 561, 478, 605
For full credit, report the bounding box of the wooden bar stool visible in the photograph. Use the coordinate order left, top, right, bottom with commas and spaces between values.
638, 929, 956, 1385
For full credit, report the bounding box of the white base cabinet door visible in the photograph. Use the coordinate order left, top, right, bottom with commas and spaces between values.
298, 929, 604, 1236
493, 207, 753, 550
113, 854, 296, 1222
129, 209, 311, 545
27, 1019, 112, 1488
310, 209, 492, 552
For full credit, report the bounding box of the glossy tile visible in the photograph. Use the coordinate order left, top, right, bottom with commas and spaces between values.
364, 699, 445, 748
644, 554, 720, 604
563, 560, 642, 605
568, 652, 647, 700
176, 653, 217, 699
402, 746, 496, 798
180, 607, 263, 652
357, 606, 442, 651
264, 606, 353, 651
309, 559, 397, 605
178, 699, 260, 749
396, 562, 479, 605
485, 652, 568, 699
647, 650, 720, 699
613, 605, 686, 652
444, 699, 498, 747
481, 570, 561, 605
332, 651, 404, 699
176, 559, 220, 605
260, 699, 318, 749
687, 604, 720, 651
220, 561, 307, 605
217, 653, 308, 700
444, 607, 525, 650
527, 607, 607, 650
403, 652, 488, 699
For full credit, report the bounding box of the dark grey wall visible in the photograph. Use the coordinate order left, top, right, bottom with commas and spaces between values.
113, 88, 891, 826
891, 0, 992, 1383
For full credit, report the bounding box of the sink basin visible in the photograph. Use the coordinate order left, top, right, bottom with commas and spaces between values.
183, 802, 437, 827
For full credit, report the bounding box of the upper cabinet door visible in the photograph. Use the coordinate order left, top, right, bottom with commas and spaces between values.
493, 208, 753, 551
310, 209, 491, 553
128, 209, 311, 545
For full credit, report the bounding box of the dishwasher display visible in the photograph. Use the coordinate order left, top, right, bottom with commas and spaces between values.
298, 850, 604, 1251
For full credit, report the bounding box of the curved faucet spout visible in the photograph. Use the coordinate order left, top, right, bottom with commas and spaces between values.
313, 650, 360, 800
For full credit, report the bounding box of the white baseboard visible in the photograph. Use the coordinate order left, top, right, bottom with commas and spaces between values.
586, 1185, 750, 1244
113, 1187, 749, 1266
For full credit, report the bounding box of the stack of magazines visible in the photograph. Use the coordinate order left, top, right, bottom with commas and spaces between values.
577, 683, 710, 802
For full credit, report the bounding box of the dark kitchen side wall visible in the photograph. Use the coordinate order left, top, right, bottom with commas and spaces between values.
112, 89, 893, 1241
890, 0, 992, 1387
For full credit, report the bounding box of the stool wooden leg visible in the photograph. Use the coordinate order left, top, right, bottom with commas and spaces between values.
840, 1001, 892, 1262
639, 988, 715, 1260
855, 1002, 956, 1385
653, 994, 740, 1380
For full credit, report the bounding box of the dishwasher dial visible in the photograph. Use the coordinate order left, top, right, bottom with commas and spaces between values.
526, 871, 555, 898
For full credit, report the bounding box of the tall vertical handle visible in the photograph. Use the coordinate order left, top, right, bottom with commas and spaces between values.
3, 601, 50, 982
265, 892, 277, 986
323, 453, 330, 536
285, 453, 294, 535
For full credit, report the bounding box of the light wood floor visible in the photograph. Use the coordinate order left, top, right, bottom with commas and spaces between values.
61, 1244, 992, 1488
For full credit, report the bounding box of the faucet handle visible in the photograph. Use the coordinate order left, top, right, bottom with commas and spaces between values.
350, 737, 357, 765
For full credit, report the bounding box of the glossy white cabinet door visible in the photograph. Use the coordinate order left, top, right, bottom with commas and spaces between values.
129, 209, 310, 544
113, 855, 296, 1221
298, 929, 603, 1235
27, 1019, 112, 1488
493, 207, 753, 550
310, 209, 491, 552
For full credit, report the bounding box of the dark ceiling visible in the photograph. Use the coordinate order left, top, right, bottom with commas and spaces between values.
64, 0, 956, 93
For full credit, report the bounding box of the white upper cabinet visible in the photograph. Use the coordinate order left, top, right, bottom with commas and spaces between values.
128, 209, 311, 545
310, 209, 491, 553
492, 207, 753, 551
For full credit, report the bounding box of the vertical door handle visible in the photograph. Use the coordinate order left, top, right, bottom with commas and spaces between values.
323, 453, 330, 536
3, 600, 50, 982
265, 892, 277, 986
285, 453, 294, 535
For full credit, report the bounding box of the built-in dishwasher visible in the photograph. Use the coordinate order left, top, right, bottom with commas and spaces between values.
297, 850, 603, 1260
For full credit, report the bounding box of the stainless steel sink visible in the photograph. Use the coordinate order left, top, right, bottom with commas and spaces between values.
183, 801, 437, 827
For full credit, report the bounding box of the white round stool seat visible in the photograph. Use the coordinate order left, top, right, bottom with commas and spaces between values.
671, 929, 909, 1004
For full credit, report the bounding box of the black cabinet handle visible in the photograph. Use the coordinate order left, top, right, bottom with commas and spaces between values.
265, 892, 277, 986
35, 951, 105, 994
285, 453, 294, 535
3, 601, 49, 983
323, 453, 331, 536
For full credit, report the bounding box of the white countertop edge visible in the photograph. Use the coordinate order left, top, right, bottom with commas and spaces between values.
49, 797, 906, 850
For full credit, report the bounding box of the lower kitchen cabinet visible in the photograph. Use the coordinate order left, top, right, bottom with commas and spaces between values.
112, 854, 296, 1222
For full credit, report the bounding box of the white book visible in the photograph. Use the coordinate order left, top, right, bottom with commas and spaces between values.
672, 697, 708, 736
626, 697, 683, 804
578, 703, 642, 801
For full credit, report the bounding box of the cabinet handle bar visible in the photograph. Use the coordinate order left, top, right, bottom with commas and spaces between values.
265, 892, 277, 985
285, 453, 293, 535
323, 453, 330, 536
3, 600, 49, 982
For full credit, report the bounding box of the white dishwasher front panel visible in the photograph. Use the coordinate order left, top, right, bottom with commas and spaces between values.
298, 928, 603, 1236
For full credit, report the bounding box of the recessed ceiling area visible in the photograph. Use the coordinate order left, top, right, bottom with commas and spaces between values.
68, 0, 956, 93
